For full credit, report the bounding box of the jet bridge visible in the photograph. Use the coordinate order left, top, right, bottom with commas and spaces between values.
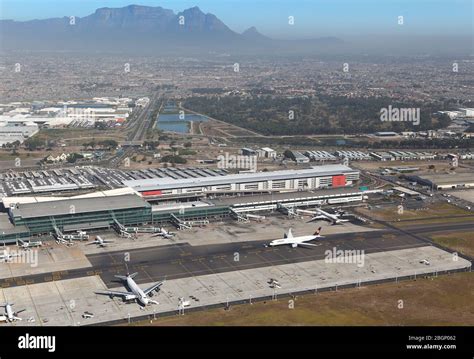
170, 214, 209, 230
277, 203, 297, 217
110, 212, 133, 238
230, 208, 249, 223
123, 226, 162, 234
170, 214, 191, 230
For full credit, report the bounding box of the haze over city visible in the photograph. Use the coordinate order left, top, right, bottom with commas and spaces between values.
0, 0, 472, 355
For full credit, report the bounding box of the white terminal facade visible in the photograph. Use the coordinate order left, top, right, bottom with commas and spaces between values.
123, 164, 360, 198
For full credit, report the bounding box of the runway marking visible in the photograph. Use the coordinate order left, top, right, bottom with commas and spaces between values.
23, 283, 43, 326
177, 261, 217, 297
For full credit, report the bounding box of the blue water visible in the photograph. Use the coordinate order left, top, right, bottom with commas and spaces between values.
156, 112, 209, 133
158, 122, 190, 133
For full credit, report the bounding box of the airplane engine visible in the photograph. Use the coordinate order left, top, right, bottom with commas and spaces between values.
124, 295, 135, 301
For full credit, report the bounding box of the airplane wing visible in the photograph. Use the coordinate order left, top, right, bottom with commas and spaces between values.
143, 281, 164, 295
308, 216, 328, 222
95, 290, 136, 299
298, 242, 319, 247
15, 309, 26, 314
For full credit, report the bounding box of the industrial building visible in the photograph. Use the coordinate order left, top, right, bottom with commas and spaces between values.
257, 147, 277, 158
405, 173, 474, 190
123, 164, 359, 198
0, 121, 39, 146
370, 151, 437, 161
240, 148, 257, 156
335, 150, 372, 161
287, 150, 310, 163
303, 150, 337, 162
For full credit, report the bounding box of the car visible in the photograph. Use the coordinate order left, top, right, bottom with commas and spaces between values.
82, 312, 94, 319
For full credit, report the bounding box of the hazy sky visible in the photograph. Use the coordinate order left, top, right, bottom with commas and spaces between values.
0, 0, 472, 39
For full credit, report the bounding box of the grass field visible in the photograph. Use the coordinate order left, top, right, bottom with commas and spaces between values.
130, 272, 473, 326
359, 203, 472, 224
430, 232, 474, 258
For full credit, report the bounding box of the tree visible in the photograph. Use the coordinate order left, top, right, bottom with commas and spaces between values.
160, 155, 187, 164
24, 137, 44, 151
67, 153, 84, 163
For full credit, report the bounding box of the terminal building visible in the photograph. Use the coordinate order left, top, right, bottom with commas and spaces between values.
7, 194, 152, 236
123, 164, 359, 199
0, 165, 367, 243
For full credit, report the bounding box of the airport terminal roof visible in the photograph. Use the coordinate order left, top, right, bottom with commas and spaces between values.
210, 187, 372, 206
124, 165, 358, 191
0, 213, 28, 235
1, 188, 138, 208
10, 194, 150, 219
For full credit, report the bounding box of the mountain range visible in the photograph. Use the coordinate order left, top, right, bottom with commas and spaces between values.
0, 4, 343, 54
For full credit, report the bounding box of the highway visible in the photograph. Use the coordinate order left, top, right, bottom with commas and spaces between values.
127, 92, 163, 143
1, 220, 472, 289
106, 93, 163, 168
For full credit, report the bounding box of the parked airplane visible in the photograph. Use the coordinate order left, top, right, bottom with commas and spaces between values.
266, 227, 324, 248
17, 239, 43, 250
152, 227, 175, 239
0, 303, 25, 322
309, 208, 349, 225
95, 266, 164, 306
88, 236, 114, 247
0, 247, 21, 262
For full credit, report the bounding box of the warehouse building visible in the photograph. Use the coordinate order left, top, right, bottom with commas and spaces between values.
335, 150, 372, 161
287, 151, 310, 163
405, 173, 474, 190
304, 150, 337, 162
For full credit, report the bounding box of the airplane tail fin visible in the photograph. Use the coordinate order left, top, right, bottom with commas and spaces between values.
128, 272, 138, 279
313, 227, 322, 235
